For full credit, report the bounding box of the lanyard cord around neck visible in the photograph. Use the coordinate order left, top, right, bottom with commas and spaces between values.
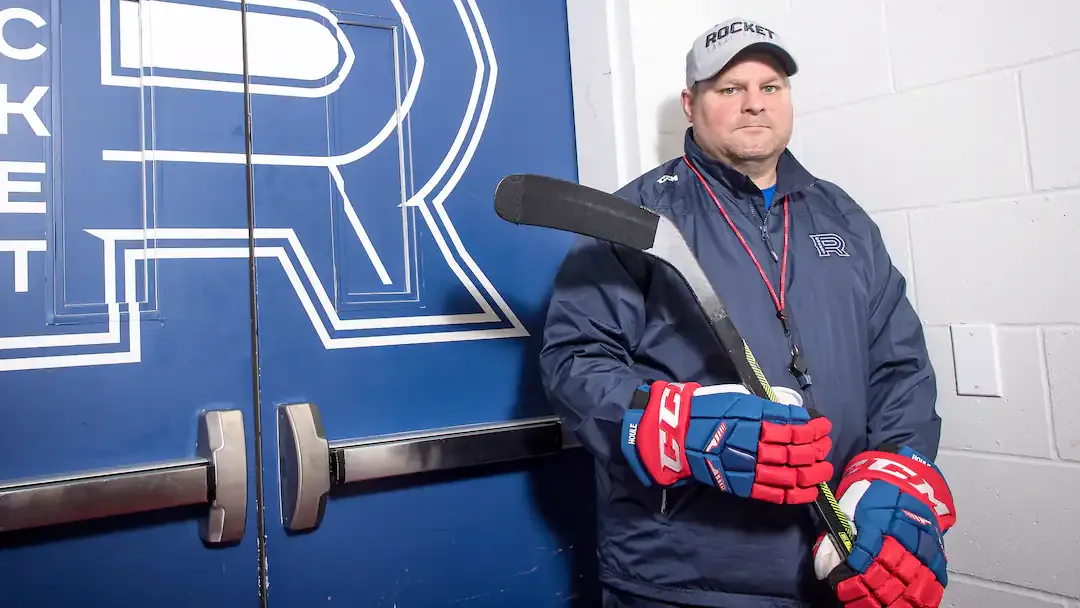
682, 155, 792, 334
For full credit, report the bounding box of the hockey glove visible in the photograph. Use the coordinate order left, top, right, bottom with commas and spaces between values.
813, 445, 957, 608
620, 380, 833, 504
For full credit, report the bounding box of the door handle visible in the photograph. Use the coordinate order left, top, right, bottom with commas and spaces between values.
0, 409, 247, 544
277, 402, 578, 533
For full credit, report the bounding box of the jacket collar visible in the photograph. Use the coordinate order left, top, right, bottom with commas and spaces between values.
681, 127, 817, 204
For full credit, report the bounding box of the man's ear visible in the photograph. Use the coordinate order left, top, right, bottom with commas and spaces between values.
680, 88, 694, 122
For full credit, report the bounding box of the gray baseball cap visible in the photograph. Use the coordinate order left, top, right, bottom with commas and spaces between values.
685, 17, 797, 89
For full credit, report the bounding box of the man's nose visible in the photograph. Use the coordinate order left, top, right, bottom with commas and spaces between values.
742, 90, 766, 113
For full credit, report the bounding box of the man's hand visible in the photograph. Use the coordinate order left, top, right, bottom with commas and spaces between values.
813, 445, 957, 608
619, 380, 833, 504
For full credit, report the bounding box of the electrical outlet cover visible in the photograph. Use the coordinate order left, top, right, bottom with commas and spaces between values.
950, 324, 1004, 398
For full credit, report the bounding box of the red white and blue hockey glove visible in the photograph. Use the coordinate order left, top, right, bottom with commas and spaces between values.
813, 445, 957, 608
619, 380, 834, 504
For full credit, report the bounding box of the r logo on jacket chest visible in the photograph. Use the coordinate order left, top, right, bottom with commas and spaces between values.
808, 233, 849, 257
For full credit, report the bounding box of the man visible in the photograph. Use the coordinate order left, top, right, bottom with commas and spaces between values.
539, 17, 957, 608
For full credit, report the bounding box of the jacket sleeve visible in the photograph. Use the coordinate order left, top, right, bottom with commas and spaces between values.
539, 233, 651, 467
864, 222, 942, 460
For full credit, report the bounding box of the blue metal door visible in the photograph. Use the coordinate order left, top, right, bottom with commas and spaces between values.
1, 0, 593, 604
246, 0, 594, 604
0, 0, 260, 604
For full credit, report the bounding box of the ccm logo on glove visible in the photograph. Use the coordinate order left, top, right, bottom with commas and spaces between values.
631, 382, 692, 484
840, 454, 954, 528
620, 380, 833, 504
655, 383, 685, 476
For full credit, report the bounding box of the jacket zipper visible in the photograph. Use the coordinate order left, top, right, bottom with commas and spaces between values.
759, 199, 817, 407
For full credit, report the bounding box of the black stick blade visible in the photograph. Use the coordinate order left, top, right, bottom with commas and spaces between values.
494, 174, 660, 251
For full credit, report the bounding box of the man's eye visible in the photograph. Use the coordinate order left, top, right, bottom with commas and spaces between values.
720, 87, 739, 95
763, 85, 777, 93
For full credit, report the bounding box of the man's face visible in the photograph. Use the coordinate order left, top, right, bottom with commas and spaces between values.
681, 52, 794, 165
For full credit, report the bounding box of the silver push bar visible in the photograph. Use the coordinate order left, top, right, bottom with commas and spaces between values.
0, 409, 247, 544
277, 402, 578, 532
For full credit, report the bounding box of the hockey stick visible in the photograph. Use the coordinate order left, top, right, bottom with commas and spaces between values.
493, 173, 855, 560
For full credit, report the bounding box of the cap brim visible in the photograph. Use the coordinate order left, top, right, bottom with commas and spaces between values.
731, 41, 798, 76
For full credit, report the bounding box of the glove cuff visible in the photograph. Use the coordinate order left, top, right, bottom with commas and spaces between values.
620, 381, 699, 487
839, 448, 956, 532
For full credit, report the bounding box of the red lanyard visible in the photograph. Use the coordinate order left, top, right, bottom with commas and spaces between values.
683, 156, 791, 335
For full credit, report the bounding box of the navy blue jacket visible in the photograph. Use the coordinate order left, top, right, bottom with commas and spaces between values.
539, 129, 941, 607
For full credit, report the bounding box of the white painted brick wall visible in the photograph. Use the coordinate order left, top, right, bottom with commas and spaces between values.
1022, 51, 1080, 190
797, 74, 1031, 212
603, 0, 1080, 605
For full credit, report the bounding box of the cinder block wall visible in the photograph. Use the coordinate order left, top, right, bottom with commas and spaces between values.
576, 1, 1080, 606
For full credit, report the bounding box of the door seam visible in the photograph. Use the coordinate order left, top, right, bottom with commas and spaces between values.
238, 1, 269, 605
